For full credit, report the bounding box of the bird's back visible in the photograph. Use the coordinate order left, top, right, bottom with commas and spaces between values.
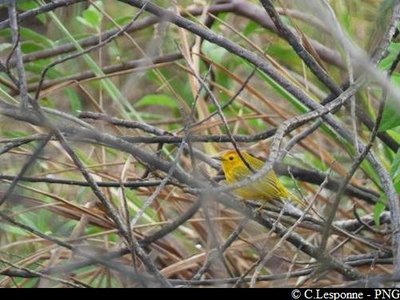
230, 153, 288, 202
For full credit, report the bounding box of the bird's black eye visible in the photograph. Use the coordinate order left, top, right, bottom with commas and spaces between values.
229, 156, 234, 161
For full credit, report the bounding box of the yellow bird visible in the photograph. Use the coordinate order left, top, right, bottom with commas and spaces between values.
218, 150, 304, 207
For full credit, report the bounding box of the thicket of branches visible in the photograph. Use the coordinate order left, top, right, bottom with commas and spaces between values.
0, 0, 400, 288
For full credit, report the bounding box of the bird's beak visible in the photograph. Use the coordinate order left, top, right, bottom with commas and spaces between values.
212, 156, 222, 161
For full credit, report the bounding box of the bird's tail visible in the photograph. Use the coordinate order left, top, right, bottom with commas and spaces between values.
288, 192, 308, 208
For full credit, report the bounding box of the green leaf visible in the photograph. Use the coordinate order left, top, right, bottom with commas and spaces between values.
135, 111, 167, 120
78, 1, 103, 29
76, 16, 94, 29
243, 21, 260, 36
25, 62, 62, 79
0, 43, 12, 53
2, 130, 31, 138
0, 222, 27, 236
82, 9, 102, 28
379, 43, 400, 70
20, 27, 54, 48
17, 0, 37, 10
373, 198, 387, 226
379, 99, 400, 132
268, 44, 300, 67
135, 94, 179, 110
21, 41, 46, 53
17, 212, 40, 232
65, 88, 82, 113
391, 148, 400, 179
114, 16, 133, 27
18, 0, 46, 24
202, 40, 229, 64
0, 28, 53, 50
387, 129, 400, 146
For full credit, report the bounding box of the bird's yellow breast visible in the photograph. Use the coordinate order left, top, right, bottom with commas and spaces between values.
220, 151, 288, 202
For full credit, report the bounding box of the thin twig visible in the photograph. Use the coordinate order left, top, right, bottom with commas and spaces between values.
7, 0, 29, 109
33, 2, 150, 101
0, 133, 52, 207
